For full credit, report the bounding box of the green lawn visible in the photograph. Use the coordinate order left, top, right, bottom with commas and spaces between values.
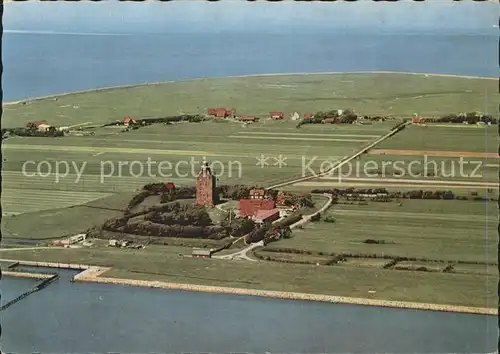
0, 246, 496, 308
1, 193, 134, 240
268, 200, 497, 263
374, 124, 498, 153
3, 73, 497, 128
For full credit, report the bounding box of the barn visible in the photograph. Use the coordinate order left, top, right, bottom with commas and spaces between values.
269, 111, 284, 120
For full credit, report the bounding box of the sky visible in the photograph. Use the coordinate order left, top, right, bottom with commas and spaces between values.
3, 0, 499, 35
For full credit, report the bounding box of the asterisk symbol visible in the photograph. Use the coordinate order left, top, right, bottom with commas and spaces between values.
273, 154, 287, 168
255, 154, 269, 168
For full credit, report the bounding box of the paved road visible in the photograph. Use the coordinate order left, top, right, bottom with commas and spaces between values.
213, 241, 264, 261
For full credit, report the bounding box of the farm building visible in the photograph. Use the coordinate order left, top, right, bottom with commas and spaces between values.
269, 111, 284, 120
109, 239, 118, 247
303, 113, 313, 120
291, 112, 300, 121
123, 116, 137, 126
412, 117, 426, 125
195, 161, 218, 207
192, 248, 212, 258
249, 188, 266, 200
253, 209, 280, 224
26, 120, 48, 129
37, 124, 52, 132
207, 108, 236, 118
239, 198, 275, 217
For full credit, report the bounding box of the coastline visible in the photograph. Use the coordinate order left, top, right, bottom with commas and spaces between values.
2, 259, 497, 316
2, 70, 496, 106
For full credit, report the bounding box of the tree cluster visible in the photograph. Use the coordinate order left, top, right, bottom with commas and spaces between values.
429, 112, 497, 125
297, 109, 358, 127
2, 127, 64, 138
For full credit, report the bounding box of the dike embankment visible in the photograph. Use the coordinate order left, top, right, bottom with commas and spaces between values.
2, 259, 497, 316
73, 267, 497, 316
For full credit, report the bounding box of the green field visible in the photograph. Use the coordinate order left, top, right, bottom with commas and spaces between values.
0, 246, 496, 308
1, 73, 497, 308
374, 124, 498, 153
266, 199, 497, 263
3, 73, 497, 128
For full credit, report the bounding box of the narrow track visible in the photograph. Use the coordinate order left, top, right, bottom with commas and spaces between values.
266, 121, 410, 190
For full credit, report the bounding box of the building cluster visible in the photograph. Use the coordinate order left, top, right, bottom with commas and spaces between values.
206, 107, 313, 123
194, 161, 297, 224
238, 188, 297, 224
26, 120, 54, 132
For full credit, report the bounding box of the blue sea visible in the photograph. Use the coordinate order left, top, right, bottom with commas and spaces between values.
3, 32, 498, 102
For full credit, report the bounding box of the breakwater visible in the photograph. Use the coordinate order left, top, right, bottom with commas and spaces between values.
0, 273, 59, 311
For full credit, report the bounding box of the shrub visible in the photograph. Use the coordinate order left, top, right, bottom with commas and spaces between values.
324, 216, 336, 223
310, 213, 321, 222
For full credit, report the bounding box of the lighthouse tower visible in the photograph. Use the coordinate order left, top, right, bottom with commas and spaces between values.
195, 160, 217, 207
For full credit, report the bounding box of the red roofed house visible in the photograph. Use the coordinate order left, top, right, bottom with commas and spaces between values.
412, 117, 425, 125
269, 112, 284, 120
123, 116, 137, 126
303, 113, 313, 120
26, 120, 48, 129
253, 209, 280, 224
207, 108, 236, 118
239, 188, 280, 224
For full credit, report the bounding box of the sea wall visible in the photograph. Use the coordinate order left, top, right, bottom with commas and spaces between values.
2, 259, 497, 316
74, 270, 497, 316
2, 271, 54, 279
0, 259, 90, 270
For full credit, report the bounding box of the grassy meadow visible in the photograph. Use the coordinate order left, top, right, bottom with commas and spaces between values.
1, 73, 497, 308
0, 245, 496, 308
266, 199, 497, 263
3, 73, 497, 128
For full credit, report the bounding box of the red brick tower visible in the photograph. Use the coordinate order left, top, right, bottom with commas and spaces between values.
195, 161, 217, 207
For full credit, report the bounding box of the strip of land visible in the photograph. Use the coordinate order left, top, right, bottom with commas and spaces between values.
369, 149, 498, 159
2, 259, 496, 316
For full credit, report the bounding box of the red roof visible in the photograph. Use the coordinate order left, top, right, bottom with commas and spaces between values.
254, 209, 280, 222
269, 112, 284, 118
239, 199, 275, 217
304, 113, 313, 119
237, 116, 256, 121
27, 120, 48, 128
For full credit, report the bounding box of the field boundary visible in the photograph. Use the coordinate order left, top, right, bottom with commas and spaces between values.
369, 149, 498, 158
